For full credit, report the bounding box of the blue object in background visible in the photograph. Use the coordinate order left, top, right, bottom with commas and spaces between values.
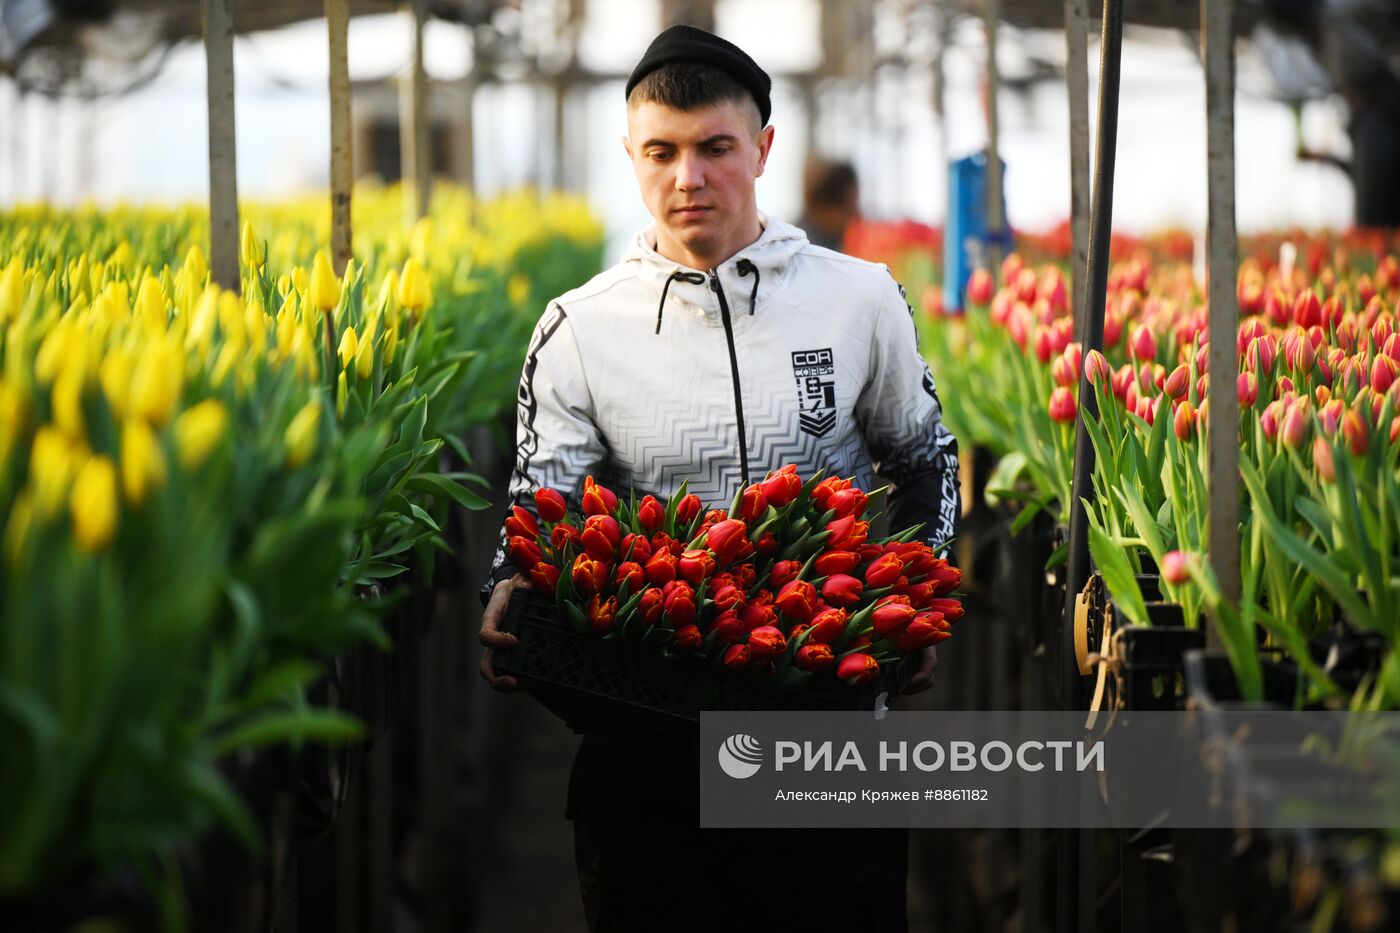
943, 151, 1010, 314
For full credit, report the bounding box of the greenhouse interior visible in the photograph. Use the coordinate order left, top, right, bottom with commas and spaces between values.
3, 0, 1400, 930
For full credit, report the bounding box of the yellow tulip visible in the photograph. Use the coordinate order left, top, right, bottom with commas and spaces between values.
277, 273, 292, 297
376, 269, 399, 314
51, 368, 86, 440
174, 398, 228, 469
338, 325, 358, 370
240, 221, 265, 269
508, 274, 530, 308
109, 241, 133, 271
70, 455, 118, 553
100, 347, 133, 419
284, 399, 321, 468
0, 259, 24, 323
34, 321, 70, 385
397, 258, 430, 311
211, 342, 240, 387
31, 426, 79, 518
129, 338, 183, 426
382, 321, 399, 365
121, 418, 166, 506
0, 379, 27, 466
135, 275, 167, 328
409, 217, 434, 260
336, 370, 348, 418
355, 333, 374, 380
291, 266, 308, 295
187, 285, 219, 354
309, 250, 341, 312
182, 243, 208, 284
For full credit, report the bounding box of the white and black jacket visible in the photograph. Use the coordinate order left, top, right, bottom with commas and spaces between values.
482, 215, 959, 596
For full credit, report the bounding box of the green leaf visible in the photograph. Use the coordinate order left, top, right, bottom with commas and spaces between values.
1087, 517, 1150, 627
405, 473, 489, 510
212, 709, 364, 757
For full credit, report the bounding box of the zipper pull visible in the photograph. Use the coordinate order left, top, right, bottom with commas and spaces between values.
708, 269, 720, 293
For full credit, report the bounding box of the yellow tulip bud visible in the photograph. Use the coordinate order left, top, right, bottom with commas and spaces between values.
187, 286, 219, 353
70, 455, 118, 553
129, 339, 184, 426
377, 269, 399, 313
397, 258, 430, 311
508, 274, 530, 308
0, 379, 28, 466
109, 241, 133, 271
355, 331, 374, 380
211, 342, 241, 387
409, 217, 434, 261
35, 322, 71, 385
240, 221, 265, 268
277, 274, 292, 298
292, 266, 309, 295
100, 347, 133, 420
309, 251, 341, 313
135, 276, 167, 328
0, 259, 24, 323
51, 368, 86, 440
31, 426, 79, 518
336, 370, 348, 419
276, 308, 297, 359
383, 322, 399, 366
338, 325, 358, 371
121, 418, 166, 506
284, 399, 321, 468
175, 398, 228, 469
183, 243, 209, 284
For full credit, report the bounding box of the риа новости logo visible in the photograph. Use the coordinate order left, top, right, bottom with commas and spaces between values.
718, 733, 764, 779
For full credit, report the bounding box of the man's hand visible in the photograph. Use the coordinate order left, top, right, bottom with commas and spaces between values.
479, 574, 530, 692
903, 645, 938, 695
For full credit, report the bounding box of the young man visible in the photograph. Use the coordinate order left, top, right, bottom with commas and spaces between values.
478, 25, 959, 931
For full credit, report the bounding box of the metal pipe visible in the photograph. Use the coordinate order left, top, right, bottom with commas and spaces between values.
203, 0, 240, 292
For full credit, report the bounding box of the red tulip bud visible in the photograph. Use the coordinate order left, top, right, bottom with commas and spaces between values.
530, 562, 561, 591
775, 579, 818, 622
638, 494, 665, 533
722, 643, 752, 671
675, 493, 702, 526
1294, 289, 1323, 328
1048, 386, 1078, 424
505, 505, 540, 540
614, 560, 643, 592
836, 653, 881, 686
581, 476, 617, 516
678, 548, 716, 586
871, 596, 917, 639
663, 580, 697, 628
1161, 550, 1190, 585
794, 642, 836, 672
1173, 401, 1197, 441
638, 588, 665, 625
1312, 435, 1337, 482
1318, 399, 1343, 436
571, 554, 609, 598
674, 624, 702, 652
966, 268, 996, 305
551, 522, 582, 551
534, 487, 568, 523
1237, 317, 1268, 355
1129, 324, 1157, 362
644, 549, 677, 586
769, 559, 801, 589
508, 536, 545, 571
1164, 364, 1190, 400
582, 514, 621, 560
759, 465, 802, 507
924, 597, 965, 623
739, 485, 769, 523
1373, 356, 1398, 396
704, 518, 749, 566
808, 607, 849, 643
747, 625, 787, 659
814, 550, 860, 576
827, 487, 869, 519
821, 573, 865, 608
587, 594, 618, 635
864, 551, 906, 588
1342, 409, 1370, 457
1280, 402, 1311, 449
740, 600, 777, 633
1237, 371, 1258, 407
824, 514, 869, 551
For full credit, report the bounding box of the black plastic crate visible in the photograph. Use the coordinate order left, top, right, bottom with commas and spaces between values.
493, 588, 919, 732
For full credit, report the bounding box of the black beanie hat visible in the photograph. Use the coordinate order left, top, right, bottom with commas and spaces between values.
626, 24, 772, 126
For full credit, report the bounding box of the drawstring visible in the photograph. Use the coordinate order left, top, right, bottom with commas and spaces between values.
656, 269, 706, 335
737, 258, 760, 315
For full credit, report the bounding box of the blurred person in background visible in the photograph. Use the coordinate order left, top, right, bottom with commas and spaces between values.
797, 158, 861, 252
477, 23, 958, 933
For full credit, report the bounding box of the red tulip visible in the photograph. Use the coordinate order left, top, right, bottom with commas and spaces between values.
926, 561, 961, 597
837, 653, 880, 686
639, 587, 665, 625
663, 581, 697, 628
1049, 386, 1077, 424
614, 560, 643, 593
747, 625, 787, 659
1033, 325, 1055, 364
582, 514, 620, 560
505, 505, 540, 540
1281, 401, 1311, 449
674, 624, 702, 652
1173, 401, 1197, 441
924, 597, 964, 623
807, 607, 849, 643
769, 560, 801, 589
759, 465, 802, 507
966, 267, 996, 305
1129, 324, 1157, 362
571, 554, 609, 597
722, 643, 751, 671
644, 549, 677, 586
827, 487, 869, 519
1161, 550, 1190, 585
1318, 399, 1343, 436
550, 522, 582, 551
1164, 364, 1190, 400
740, 599, 777, 632
814, 550, 860, 576
1313, 436, 1337, 482
821, 573, 864, 609
872, 596, 916, 639
530, 562, 560, 591
811, 476, 852, 512
651, 532, 684, 556
737, 485, 769, 524
1288, 330, 1316, 374
508, 536, 544, 571
534, 487, 567, 523
824, 515, 869, 551
1237, 372, 1258, 407
775, 579, 818, 622
1372, 356, 1398, 395
1294, 289, 1323, 329
712, 609, 746, 644
1260, 400, 1284, 441
1342, 409, 1370, 457
712, 582, 746, 615
755, 531, 778, 559
864, 552, 905, 588
581, 476, 617, 516
675, 493, 702, 526
794, 642, 836, 672
678, 548, 716, 585
897, 615, 949, 652
705, 518, 749, 566
1237, 317, 1268, 355
620, 533, 652, 565
587, 595, 618, 635
638, 494, 665, 533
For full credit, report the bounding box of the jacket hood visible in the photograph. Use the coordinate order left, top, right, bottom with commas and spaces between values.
620, 213, 808, 323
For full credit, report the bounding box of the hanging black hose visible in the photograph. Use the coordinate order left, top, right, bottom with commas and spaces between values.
1057, 0, 1123, 931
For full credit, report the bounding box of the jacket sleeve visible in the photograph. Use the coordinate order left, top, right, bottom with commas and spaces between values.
853, 273, 961, 553
480, 303, 606, 606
